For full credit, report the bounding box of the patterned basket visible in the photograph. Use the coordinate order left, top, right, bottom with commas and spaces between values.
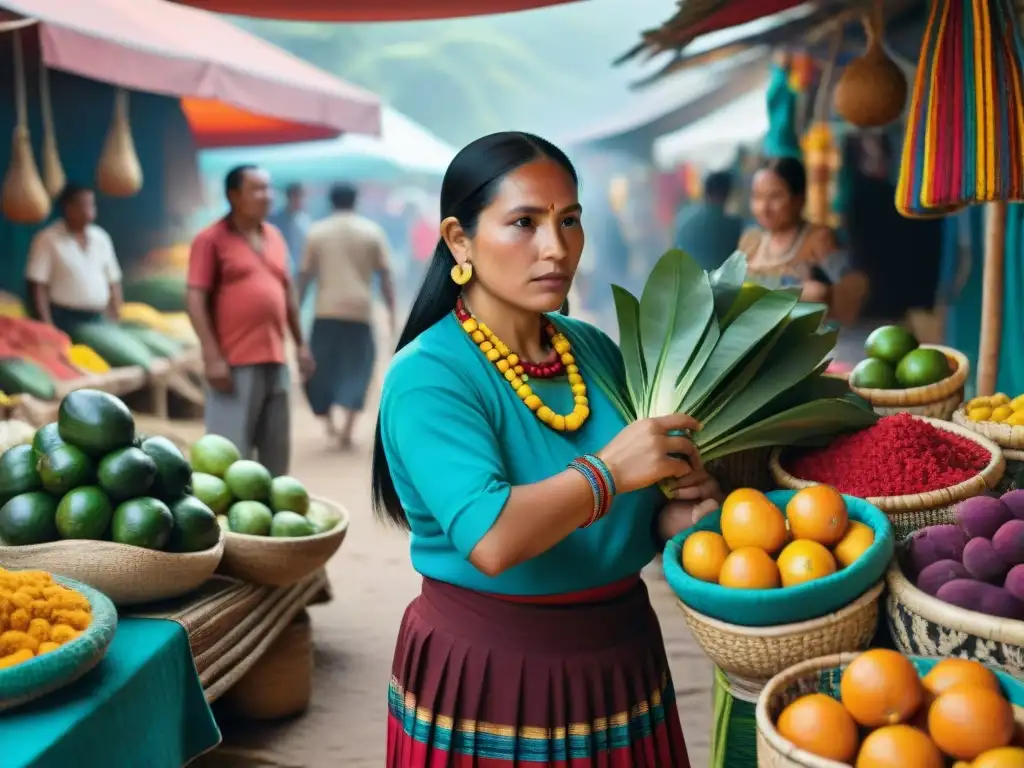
770, 415, 1005, 540
676, 581, 883, 688
886, 558, 1024, 678
0, 575, 117, 712
707, 447, 775, 494
848, 344, 969, 419
755, 652, 1024, 767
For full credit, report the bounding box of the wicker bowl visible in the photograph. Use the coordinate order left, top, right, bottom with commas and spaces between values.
217, 496, 349, 587
678, 581, 883, 687
755, 652, 1024, 767
0, 575, 117, 712
886, 557, 1024, 678
770, 415, 1005, 540
0, 532, 224, 607
953, 406, 1024, 451
848, 344, 968, 419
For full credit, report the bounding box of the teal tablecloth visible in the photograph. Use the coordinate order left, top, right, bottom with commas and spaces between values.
0, 617, 221, 767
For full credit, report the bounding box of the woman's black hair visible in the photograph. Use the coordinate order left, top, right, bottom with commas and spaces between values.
371, 131, 579, 528
760, 156, 807, 198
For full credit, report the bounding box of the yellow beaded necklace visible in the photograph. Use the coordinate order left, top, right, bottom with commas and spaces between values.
455, 300, 590, 432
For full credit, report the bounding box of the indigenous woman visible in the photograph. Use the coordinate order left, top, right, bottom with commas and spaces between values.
738, 157, 869, 325
373, 132, 721, 767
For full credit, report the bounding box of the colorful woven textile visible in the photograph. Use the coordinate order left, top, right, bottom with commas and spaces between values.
896, 0, 1024, 217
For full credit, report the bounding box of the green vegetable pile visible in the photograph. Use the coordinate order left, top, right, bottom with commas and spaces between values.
0, 388, 219, 553
593, 250, 879, 464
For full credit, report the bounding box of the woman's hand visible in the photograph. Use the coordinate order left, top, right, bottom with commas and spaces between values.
657, 496, 722, 542
597, 413, 702, 495
661, 465, 723, 502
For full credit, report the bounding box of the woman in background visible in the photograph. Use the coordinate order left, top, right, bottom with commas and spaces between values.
738, 157, 868, 325
374, 131, 720, 767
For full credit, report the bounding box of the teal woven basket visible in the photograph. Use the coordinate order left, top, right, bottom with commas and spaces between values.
663, 490, 895, 627
756, 653, 1024, 767
0, 574, 117, 712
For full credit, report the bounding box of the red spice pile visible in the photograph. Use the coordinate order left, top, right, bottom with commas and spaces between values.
786, 413, 991, 497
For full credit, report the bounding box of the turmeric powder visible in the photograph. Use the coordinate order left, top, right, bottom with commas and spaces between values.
0, 569, 91, 670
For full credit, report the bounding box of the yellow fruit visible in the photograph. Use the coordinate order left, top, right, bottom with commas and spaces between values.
970, 407, 994, 422
992, 393, 1012, 407
1007, 412, 1024, 427
833, 521, 875, 568
968, 396, 992, 410
720, 489, 788, 554
681, 531, 730, 583
973, 747, 1024, 768
992, 405, 1014, 423
776, 540, 837, 587
1011, 394, 1024, 411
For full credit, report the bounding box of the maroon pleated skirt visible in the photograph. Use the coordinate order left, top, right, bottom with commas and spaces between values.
387, 575, 691, 767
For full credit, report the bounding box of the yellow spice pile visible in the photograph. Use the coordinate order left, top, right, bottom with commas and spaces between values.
0, 568, 92, 669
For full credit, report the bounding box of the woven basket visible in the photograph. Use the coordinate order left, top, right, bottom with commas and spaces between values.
676, 581, 883, 687
886, 558, 1024, 677
755, 653, 1024, 767
217, 497, 349, 587
0, 533, 224, 607
848, 344, 969, 418
0, 575, 117, 712
218, 610, 312, 720
770, 415, 1005, 540
707, 447, 775, 494
953, 406, 1024, 451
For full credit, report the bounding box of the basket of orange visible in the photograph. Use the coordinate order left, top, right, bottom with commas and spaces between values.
663, 488, 895, 684
757, 650, 1024, 767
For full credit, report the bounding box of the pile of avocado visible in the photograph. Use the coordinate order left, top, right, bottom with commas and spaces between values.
849, 326, 953, 390
0, 389, 220, 553
189, 434, 340, 538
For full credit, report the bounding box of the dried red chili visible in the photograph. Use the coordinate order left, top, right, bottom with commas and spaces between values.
786, 413, 991, 498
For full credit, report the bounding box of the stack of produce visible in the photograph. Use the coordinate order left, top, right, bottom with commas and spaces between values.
123, 274, 187, 314
904, 490, 1024, 619
849, 326, 953, 390
119, 302, 197, 349
682, 486, 875, 588
189, 434, 342, 538
0, 389, 220, 554
604, 250, 877, 473
0, 567, 91, 669
964, 393, 1024, 426
0, 292, 24, 319
770, 651, 1023, 765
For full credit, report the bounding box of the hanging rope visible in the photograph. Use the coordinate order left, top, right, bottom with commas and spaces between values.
12, 29, 27, 130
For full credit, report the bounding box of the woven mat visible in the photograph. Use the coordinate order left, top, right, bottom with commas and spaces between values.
127, 569, 329, 701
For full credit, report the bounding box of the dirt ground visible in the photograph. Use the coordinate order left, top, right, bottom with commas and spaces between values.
191, 312, 715, 768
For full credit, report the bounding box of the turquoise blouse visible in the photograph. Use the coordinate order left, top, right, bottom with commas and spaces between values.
379, 312, 664, 595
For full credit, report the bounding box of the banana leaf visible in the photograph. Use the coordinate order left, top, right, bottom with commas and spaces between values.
708, 251, 747, 322
611, 285, 647, 415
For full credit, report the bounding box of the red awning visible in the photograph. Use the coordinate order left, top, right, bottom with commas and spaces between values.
173, 0, 580, 22
1, 0, 381, 141
180, 98, 341, 148
685, 0, 806, 38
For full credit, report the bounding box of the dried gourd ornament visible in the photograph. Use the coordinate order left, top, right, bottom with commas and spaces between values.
39, 62, 65, 198
96, 88, 143, 197
832, 5, 908, 128
1, 29, 50, 224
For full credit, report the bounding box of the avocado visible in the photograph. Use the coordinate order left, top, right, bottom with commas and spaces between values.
140, 436, 192, 501
0, 444, 42, 505
55, 485, 114, 540
269, 475, 310, 515
224, 460, 272, 502
97, 446, 158, 502
38, 444, 95, 496
168, 495, 221, 553
58, 389, 136, 457
270, 510, 317, 538
189, 434, 241, 478
111, 497, 174, 550
0, 491, 59, 545
191, 472, 232, 515
227, 500, 273, 536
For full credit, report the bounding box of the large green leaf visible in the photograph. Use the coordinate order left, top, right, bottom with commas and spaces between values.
611, 285, 647, 415
673, 320, 719, 408
699, 398, 879, 462
563, 320, 635, 421
637, 251, 715, 416
682, 290, 799, 415
708, 251, 748, 322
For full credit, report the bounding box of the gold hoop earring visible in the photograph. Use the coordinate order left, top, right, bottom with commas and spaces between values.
450, 263, 473, 286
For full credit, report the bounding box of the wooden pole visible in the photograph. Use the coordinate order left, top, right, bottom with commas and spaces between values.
978, 200, 1008, 395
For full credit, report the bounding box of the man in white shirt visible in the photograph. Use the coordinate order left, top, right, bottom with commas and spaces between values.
26, 183, 123, 332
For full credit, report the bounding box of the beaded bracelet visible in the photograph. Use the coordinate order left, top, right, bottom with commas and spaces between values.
569, 453, 617, 528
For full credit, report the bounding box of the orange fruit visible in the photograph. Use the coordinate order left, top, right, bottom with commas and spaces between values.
973, 747, 1024, 768
840, 649, 925, 727
719, 489, 787, 554
786, 485, 849, 546
922, 658, 1001, 697
776, 540, 837, 587
717, 547, 780, 589
855, 725, 944, 768
681, 531, 730, 583
928, 683, 1015, 760
776, 693, 859, 762
833, 520, 876, 568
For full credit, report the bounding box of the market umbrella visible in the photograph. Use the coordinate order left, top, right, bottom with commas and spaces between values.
895, 0, 1024, 393
173, 0, 579, 21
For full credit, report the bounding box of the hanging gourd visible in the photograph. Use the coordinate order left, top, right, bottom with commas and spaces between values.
96, 88, 143, 197
832, 1, 908, 128
1, 30, 50, 224
38, 62, 65, 199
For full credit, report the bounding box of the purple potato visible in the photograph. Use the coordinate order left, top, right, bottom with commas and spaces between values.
908, 524, 970, 575
993, 519, 1024, 566
1005, 564, 1024, 602
1001, 489, 1024, 521
956, 496, 1012, 540
936, 579, 1024, 619
962, 537, 1010, 584
916, 559, 970, 596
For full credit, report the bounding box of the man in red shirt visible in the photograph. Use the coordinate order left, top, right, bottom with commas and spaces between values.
186, 165, 314, 475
